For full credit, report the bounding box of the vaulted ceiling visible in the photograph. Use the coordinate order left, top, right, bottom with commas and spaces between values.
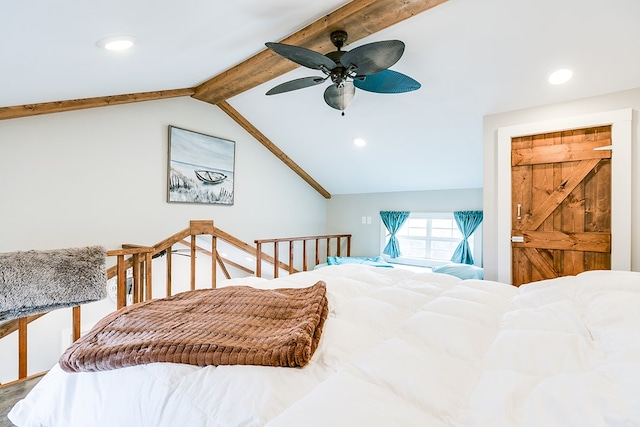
2, 0, 640, 197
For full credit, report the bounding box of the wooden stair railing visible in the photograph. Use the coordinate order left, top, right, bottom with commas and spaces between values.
4, 220, 218, 382
2, 220, 352, 383
255, 234, 351, 278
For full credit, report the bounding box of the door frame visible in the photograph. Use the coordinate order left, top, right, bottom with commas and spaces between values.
496, 108, 632, 284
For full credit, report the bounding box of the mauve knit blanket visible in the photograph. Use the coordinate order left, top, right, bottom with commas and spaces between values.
59, 281, 328, 372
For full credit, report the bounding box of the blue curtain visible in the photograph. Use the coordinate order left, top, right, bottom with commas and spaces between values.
380, 211, 410, 258
451, 211, 483, 265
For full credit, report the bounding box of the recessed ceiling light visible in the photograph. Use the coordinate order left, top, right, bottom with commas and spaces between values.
353, 137, 366, 147
548, 68, 573, 85
96, 36, 135, 51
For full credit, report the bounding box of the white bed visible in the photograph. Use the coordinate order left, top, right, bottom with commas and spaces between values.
9, 265, 640, 426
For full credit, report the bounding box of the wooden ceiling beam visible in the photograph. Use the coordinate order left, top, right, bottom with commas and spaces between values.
0, 88, 195, 120
193, 0, 448, 105
218, 101, 331, 199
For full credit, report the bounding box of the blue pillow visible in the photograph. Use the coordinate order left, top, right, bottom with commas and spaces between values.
431, 263, 484, 280
326, 256, 393, 268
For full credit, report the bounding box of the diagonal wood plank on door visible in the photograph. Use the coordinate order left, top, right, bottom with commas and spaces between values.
522, 247, 559, 280
521, 158, 600, 231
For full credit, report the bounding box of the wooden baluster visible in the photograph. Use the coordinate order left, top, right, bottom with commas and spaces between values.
315, 239, 320, 266
273, 243, 279, 278
145, 252, 152, 300
117, 255, 126, 309
166, 245, 172, 297
302, 240, 308, 271
256, 242, 262, 278
212, 235, 217, 288
18, 317, 27, 379
289, 241, 294, 275
337, 237, 341, 257
72, 306, 81, 342
132, 253, 140, 304
190, 236, 196, 291
347, 235, 352, 256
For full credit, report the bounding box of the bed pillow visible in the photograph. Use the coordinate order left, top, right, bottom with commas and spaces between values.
326, 256, 393, 268
431, 263, 484, 280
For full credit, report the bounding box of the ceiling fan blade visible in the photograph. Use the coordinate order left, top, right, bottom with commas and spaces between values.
353, 69, 421, 93
323, 82, 355, 111
265, 42, 336, 71
266, 76, 327, 95
340, 40, 405, 75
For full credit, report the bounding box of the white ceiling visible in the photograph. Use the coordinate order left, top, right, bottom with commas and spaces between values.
3, 0, 640, 195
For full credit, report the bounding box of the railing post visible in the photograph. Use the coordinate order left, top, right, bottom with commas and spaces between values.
18, 317, 27, 379
256, 242, 262, 278
303, 240, 308, 271
145, 252, 152, 300
190, 235, 196, 291
72, 306, 81, 342
289, 241, 294, 275
273, 243, 279, 279
132, 253, 141, 304
212, 235, 217, 288
117, 254, 126, 309
166, 246, 172, 297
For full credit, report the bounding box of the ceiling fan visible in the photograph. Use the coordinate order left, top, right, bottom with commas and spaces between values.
265, 30, 421, 112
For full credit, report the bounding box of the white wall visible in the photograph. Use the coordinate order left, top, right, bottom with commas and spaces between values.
0, 97, 327, 251
0, 96, 327, 382
483, 87, 640, 282
326, 188, 483, 260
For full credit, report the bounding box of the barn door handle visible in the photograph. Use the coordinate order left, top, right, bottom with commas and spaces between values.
517, 204, 521, 220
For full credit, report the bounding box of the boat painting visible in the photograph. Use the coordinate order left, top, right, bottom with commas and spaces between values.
194, 170, 226, 184
167, 126, 235, 205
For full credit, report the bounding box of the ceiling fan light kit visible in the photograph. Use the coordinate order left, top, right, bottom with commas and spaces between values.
265, 30, 421, 112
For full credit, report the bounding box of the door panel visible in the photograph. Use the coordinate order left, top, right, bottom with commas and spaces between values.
511, 126, 612, 286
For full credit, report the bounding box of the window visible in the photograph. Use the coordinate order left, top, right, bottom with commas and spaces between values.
381, 212, 480, 267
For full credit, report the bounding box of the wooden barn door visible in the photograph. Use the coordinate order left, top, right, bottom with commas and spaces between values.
511, 126, 612, 286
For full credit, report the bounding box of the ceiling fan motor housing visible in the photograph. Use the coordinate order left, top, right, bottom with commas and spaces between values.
326, 50, 349, 86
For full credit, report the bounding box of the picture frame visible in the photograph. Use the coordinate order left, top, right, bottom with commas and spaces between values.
167, 126, 235, 205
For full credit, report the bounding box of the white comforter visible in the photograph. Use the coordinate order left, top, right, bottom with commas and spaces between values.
9, 266, 640, 426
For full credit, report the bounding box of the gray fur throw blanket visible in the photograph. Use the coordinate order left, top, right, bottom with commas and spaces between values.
0, 246, 107, 321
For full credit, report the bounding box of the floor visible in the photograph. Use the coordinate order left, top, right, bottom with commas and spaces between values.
0, 375, 43, 427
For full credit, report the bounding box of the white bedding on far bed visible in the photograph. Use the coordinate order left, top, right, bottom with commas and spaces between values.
9, 265, 640, 426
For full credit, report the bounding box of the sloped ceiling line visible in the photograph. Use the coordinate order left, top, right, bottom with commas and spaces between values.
0, 0, 448, 198
0, 88, 195, 121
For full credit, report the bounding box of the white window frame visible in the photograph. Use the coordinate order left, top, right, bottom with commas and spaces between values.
380, 212, 483, 268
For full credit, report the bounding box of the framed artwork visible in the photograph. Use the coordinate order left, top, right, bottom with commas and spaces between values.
167, 126, 235, 205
